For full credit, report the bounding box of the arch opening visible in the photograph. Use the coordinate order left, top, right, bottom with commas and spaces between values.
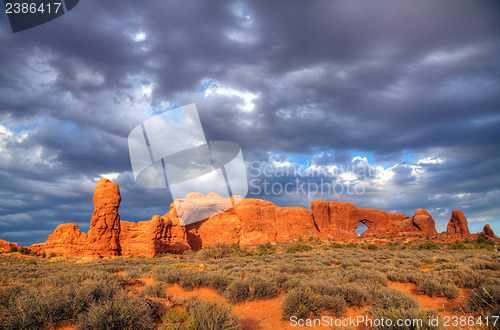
355, 222, 369, 236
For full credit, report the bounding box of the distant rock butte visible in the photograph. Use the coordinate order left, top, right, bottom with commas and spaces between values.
483, 224, 499, 240
446, 209, 470, 235
27, 179, 480, 258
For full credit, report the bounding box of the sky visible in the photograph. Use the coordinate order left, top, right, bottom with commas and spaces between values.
0, 0, 499, 245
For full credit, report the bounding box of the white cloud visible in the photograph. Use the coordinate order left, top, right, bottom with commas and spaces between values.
204, 81, 259, 112
417, 156, 445, 165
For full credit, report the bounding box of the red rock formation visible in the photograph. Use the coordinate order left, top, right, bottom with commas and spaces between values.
27, 180, 474, 258
408, 209, 438, 234
483, 224, 499, 240
120, 215, 190, 257
310, 200, 437, 237
446, 210, 470, 234
0, 239, 18, 252
87, 179, 122, 257
30, 223, 87, 256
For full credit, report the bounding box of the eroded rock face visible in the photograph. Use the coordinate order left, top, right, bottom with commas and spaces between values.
120, 215, 190, 257
310, 200, 437, 237
0, 239, 18, 252
446, 210, 470, 234
483, 224, 499, 239
87, 179, 122, 257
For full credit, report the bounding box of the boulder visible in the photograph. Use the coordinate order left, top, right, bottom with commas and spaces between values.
446, 210, 470, 234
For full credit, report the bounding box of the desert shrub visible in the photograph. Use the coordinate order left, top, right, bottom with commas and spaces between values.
77, 295, 157, 330
201, 272, 230, 293
448, 241, 467, 250
25, 259, 37, 265
340, 259, 362, 269
224, 278, 250, 303
185, 299, 240, 330
370, 307, 440, 330
257, 243, 276, 255
281, 287, 325, 319
9, 245, 17, 253
373, 288, 419, 310
340, 283, 373, 307
348, 269, 388, 286
154, 267, 184, 284
178, 270, 203, 291
367, 244, 378, 250
456, 271, 485, 289
475, 234, 495, 246
49, 252, 57, 258
140, 282, 166, 298
331, 242, 343, 249
319, 294, 346, 317
418, 278, 441, 297
417, 241, 440, 250
464, 284, 500, 312
0, 279, 119, 329
247, 276, 278, 300
41, 251, 46, 258
230, 243, 241, 252
18, 246, 28, 255
286, 244, 312, 254
442, 283, 460, 300
223, 276, 278, 303
195, 243, 232, 260
159, 309, 189, 329
469, 258, 500, 271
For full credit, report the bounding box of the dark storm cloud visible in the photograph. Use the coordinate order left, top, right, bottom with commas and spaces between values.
0, 0, 499, 244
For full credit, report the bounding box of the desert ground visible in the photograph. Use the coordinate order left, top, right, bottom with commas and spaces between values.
0, 234, 499, 329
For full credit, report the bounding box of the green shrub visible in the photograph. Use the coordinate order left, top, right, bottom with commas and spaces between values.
18, 246, 27, 254
331, 242, 343, 249
475, 234, 495, 246
230, 243, 241, 252
9, 245, 17, 253
77, 295, 157, 330
286, 244, 313, 254
367, 244, 378, 250
159, 309, 188, 329
25, 259, 37, 265
49, 252, 57, 258
257, 243, 276, 255
417, 241, 440, 250
41, 251, 46, 258
448, 241, 467, 250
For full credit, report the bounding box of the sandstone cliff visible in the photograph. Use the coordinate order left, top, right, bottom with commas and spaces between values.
29, 179, 477, 258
